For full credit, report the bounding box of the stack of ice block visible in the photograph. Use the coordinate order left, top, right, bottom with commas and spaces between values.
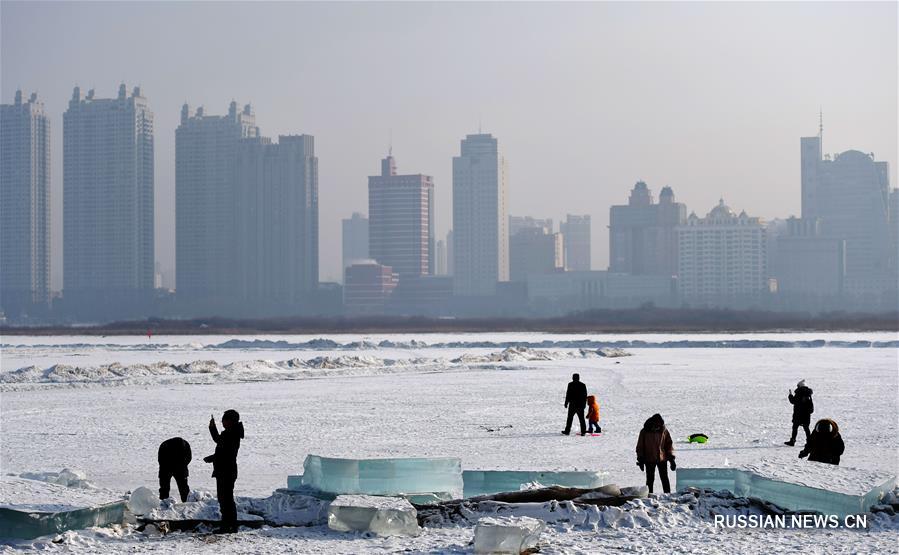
676, 460, 896, 517
300, 455, 464, 500
0, 477, 126, 540
327, 495, 421, 536
463, 470, 607, 498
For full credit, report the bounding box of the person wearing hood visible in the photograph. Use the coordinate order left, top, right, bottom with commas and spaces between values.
157, 437, 192, 502
586, 395, 601, 434
799, 419, 844, 465
785, 379, 814, 446
636, 413, 675, 494
562, 373, 588, 436
204, 409, 244, 533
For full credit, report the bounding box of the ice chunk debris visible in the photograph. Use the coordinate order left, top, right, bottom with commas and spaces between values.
473, 516, 545, 554
463, 470, 607, 498
327, 495, 420, 536
302, 455, 463, 498
127, 487, 159, 516
677, 460, 897, 517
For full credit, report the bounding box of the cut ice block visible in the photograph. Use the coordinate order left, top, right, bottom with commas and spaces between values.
0, 477, 125, 540
473, 516, 545, 554
302, 455, 463, 498
327, 495, 420, 536
463, 470, 607, 498
677, 460, 897, 517
127, 486, 159, 515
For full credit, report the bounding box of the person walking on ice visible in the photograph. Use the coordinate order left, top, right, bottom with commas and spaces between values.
204, 409, 244, 533
562, 373, 588, 436
586, 395, 601, 434
785, 379, 814, 446
636, 413, 675, 494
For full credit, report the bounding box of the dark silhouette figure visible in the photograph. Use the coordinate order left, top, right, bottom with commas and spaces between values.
636, 413, 675, 494
158, 437, 192, 502
204, 409, 244, 533
562, 373, 588, 436
799, 419, 844, 465
785, 379, 814, 446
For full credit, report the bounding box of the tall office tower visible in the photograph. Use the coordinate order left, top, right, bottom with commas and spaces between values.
435, 239, 447, 275
609, 182, 686, 276
446, 230, 454, 276
509, 216, 553, 237
452, 133, 508, 296
799, 127, 892, 296
676, 200, 767, 306
63, 84, 154, 307
0, 90, 50, 313
176, 101, 258, 305
368, 154, 434, 278
509, 227, 564, 282
561, 214, 591, 271
235, 135, 318, 308
342, 212, 370, 275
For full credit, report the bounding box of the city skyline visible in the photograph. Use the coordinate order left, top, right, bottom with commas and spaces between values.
2, 1, 895, 289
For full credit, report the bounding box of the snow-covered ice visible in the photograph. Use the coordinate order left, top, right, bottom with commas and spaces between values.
0, 331, 896, 552
327, 495, 420, 536
473, 515, 545, 554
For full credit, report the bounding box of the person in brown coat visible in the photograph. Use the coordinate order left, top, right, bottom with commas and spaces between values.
636, 413, 675, 493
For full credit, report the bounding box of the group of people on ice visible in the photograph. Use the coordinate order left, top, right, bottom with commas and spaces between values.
156, 409, 244, 533
561, 373, 846, 495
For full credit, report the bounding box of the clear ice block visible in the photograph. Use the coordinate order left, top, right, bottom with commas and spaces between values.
676, 460, 896, 517
473, 516, 545, 554
0, 476, 126, 540
327, 494, 421, 536
302, 455, 463, 498
463, 470, 607, 498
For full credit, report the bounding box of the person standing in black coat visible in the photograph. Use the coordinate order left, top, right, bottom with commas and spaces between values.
784, 379, 814, 446
562, 373, 588, 436
157, 437, 192, 502
204, 409, 244, 533
799, 419, 845, 465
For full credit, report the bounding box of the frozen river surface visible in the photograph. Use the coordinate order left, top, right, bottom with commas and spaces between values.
1, 332, 896, 553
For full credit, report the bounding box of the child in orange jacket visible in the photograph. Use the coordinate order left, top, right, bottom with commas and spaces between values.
586, 395, 601, 434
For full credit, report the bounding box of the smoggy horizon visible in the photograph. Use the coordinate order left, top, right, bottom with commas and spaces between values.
2, 1, 896, 290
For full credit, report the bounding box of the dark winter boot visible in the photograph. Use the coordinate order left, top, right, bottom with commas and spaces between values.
784, 440, 795, 446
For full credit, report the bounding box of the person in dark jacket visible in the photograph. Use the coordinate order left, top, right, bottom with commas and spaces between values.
784, 379, 814, 446
562, 373, 588, 436
157, 437, 192, 502
799, 419, 844, 465
204, 409, 244, 533
636, 413, 675, 494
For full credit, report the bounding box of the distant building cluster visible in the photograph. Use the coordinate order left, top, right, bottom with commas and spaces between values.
1, 87, 897, 322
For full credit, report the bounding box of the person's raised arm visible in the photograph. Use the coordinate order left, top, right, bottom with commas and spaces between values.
209, 415, 220, 443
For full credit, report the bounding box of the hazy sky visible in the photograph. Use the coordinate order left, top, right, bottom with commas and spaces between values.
2, 1, 896, 289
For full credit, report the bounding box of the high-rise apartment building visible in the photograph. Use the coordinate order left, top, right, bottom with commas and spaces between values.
235, 135, 318, 309
772, 217, 845, 306
509, 216, 553, 237
799, 131, 892, 296
452, 133, 508, 296
0, 90, 51, 313
176, 101, 258, 305
509, 226, 564, 282
63, 84, 154, 307
342, 212, 370, 275
609, 182, 685, 277
676, 200, 767, 306
561, 214, 591, 271
368, 154, 434, 279
435, 239, 447, 275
